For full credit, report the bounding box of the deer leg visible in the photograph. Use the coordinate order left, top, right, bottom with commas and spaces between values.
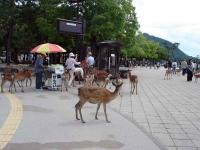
75, 102, 80, 120
26, 79, 28, 87
130, 83, 132, 94
95, 103, 101, 120
79, 106, 85, 123
17, 81, 21, 87
1, 81, 5, 93
21, 80, 24, 92
135, 83, 137, 95
77, 101, 86, 123
9, 82, 14, 93
133, 84, 135, 94
14, 83, 17, 92
64, 79, 68, 91
103, 103, 110, 123
29, 78, 32, 87
75, 101, 86, 123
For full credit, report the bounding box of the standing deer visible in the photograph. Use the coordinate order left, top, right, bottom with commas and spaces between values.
194, 74, 200, 82
75, 80, 123, 123
1, 73, 15, 93
164, 69, 172, 80
128, 70, 138, 94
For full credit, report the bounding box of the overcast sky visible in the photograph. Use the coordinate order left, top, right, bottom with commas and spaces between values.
133, 0, 200, 57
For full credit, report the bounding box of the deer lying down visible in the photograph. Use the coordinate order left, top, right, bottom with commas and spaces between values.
75, 80, 123, 123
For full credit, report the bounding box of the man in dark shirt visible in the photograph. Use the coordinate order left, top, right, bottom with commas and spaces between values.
34, 53, 46, 89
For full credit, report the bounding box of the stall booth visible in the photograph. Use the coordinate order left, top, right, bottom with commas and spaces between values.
95, 41, 122, 78
43, 64, 64, 90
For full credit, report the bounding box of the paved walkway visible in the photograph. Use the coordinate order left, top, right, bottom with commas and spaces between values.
0, 67, 200, 150
110, 67, 200, 150
0, 69, 161, 150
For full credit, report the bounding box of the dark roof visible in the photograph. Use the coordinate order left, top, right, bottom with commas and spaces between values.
97, 41, 122, 48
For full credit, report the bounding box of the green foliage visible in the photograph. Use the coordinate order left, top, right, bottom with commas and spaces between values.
0, 0, 168, 62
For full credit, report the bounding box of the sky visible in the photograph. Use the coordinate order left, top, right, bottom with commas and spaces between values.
133, 0, 200, 57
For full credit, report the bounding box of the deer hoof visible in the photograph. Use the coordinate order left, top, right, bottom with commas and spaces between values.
81, 121, 86, 123
95, 117, 98, 120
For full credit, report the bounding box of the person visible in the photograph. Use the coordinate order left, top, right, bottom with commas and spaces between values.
167, 60, 172, 70
172, 61, 177, 74
34, 52, 46, 90
181, 60, 187, 75
186, 59, 193, 81
65, 52, 84, 87
86, 51, 94, 74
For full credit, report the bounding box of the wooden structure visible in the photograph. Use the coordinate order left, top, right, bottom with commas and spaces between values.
95, 41, 122, 77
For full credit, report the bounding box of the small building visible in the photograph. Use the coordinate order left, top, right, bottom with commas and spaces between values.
94, 41, 122, 77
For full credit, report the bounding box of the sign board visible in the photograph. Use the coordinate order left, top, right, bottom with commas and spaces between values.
52, 74, 57, 88
57, 18, 84, 34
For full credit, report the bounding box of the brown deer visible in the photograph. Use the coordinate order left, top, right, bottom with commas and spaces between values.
84, 74, 95, 87
128, 70, 138, 94
194, 74, 200, 83
75, 80, 123, 123
9, 70, 29, 93
60, 70, 69, 92
92, 69, 112, 87
1, 73, 15, 93
17, 69, 33, 87
176, 68, 181, 75
164, 69, 172, 80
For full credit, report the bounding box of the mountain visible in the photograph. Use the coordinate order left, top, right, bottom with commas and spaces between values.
143, 33, 190, 60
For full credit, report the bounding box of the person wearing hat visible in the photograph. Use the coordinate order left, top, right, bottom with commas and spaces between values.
65, 52, 84, 87
34, 52, 46, 90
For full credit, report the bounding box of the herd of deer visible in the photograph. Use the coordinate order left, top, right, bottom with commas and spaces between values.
1, 68, 33, 93
0, 66, 139, 123
2, 65, 200, 123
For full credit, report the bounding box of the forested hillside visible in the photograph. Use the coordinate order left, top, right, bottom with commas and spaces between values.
143, 33, 190, 60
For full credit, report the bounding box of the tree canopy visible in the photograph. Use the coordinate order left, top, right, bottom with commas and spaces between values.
0, 0, 168, 63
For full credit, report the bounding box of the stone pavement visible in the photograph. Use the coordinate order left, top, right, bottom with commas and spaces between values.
0, 67, 200, 150
0, 70, 161, 150
110, 67, 200, 150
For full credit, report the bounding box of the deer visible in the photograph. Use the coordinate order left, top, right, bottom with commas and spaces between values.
60, 70, 69, 92
75, 79, 123, 123
92, 69, 112, 87
9, 70, 29, 93
128, 70, 138, 94
164, 69, 172, 80
17, 69, 33, 87
1, 73, 15, 93
175, 68, 181, 76
194, 73, 200, 83
84, 73, 95, 87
